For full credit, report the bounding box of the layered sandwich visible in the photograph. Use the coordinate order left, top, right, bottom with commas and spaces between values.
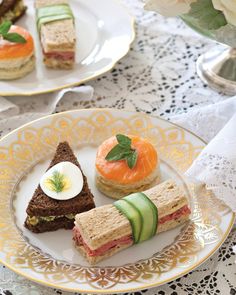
73, 180, 191, 264
96, 134, 160, 199
35, 0, 76, 69
25, 142, 95, 233
0, 0, 27, 24
0, 23, 35, 80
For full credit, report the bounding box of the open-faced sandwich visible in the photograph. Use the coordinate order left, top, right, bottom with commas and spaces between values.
95, 134, 160, 199
35, 0, 76, 69
0, 0, 27, 24
73, 179, 191, 264
25, 141, 95, 233
0, 21, 35, 80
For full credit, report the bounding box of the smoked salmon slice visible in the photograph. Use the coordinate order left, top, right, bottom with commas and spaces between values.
96, 135, 158, 185
0, 25, 34, 59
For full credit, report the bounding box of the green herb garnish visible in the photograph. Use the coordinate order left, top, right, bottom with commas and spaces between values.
0, 21, 26, 44
105, 134, 138, 169
47, 171, 66, 193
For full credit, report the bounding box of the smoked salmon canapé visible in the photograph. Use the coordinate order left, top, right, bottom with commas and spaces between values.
95, 134, 160, 199
0, 23, 35, 80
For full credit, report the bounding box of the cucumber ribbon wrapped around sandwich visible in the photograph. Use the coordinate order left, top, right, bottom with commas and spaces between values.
73, 180, 191, 264
114, 192, 158, 244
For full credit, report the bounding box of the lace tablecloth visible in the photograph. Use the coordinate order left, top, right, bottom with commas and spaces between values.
0, 0, 236, 294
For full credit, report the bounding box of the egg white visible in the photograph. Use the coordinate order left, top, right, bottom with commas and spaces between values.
40, 161, 84, 200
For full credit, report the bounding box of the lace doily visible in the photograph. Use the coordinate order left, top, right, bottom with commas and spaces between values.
0, 0, 235, 294
171, 97, 236, 213
186, 153, 236, 212
172, 96, 236, 142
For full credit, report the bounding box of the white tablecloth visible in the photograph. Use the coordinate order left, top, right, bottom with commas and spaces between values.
0, 0, 235, 294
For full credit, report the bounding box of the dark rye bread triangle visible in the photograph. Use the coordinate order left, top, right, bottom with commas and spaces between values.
25, 216, 73, 233
0, 0, 18, 15
0, 0, 27, 22
25, 141, 95, 217
9, 6, 27, 23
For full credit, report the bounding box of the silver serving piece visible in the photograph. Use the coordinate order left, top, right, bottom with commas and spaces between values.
181, 17, 236, 95
197, 46, 236, 95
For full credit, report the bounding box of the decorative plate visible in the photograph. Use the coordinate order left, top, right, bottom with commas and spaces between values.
0, 109, 234, 293
0, 0, 135, 96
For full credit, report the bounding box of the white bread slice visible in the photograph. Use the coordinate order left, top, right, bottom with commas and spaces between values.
40, 19, 76, 53
35, 0, 76, 57
43, 56, 74, 69
0, 54, 35, 80
75, 242, 132, 265
0, 53, 33, 69
75, 213, 190, 265
96, 165, 161, 200
75, 180, 190, 251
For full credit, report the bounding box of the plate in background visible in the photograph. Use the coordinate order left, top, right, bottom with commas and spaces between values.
0, 0, 135, 96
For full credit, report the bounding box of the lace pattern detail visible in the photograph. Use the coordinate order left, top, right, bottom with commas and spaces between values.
172, 96, 236, 142
186, 153, 236, 212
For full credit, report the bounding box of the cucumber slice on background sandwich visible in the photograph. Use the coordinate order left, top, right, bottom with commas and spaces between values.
36, 4, 74, 31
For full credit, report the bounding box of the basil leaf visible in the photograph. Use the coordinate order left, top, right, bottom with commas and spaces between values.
105, 134, 138, 169
0, 21, 11, 35
126, 150, 138, 169
4, 32, 27, 44
105, 145, 131, 161
116, 134, 131, 148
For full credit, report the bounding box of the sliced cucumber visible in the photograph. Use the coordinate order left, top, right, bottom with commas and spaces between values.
114, 199, 141, 244
37, 14, 74, 31
146, 195, 158, 237
37, 4, 72, 19
37, 4, 74, 31
124, 193, 158, 243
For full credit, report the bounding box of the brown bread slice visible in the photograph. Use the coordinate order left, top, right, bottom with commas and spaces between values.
0, 0, 19, 15
25, 141, 95, 233
25, 216, 74, 233
0, 0, 27, 23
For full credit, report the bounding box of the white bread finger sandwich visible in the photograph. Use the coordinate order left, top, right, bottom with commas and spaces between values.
73, 180, 191, 264
35, 0, 76, 69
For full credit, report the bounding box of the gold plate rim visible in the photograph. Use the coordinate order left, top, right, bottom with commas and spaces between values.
1, 217, 234, 294
0, 107, 207, 145
0, 0, 135, 97
0, 108, 235, 293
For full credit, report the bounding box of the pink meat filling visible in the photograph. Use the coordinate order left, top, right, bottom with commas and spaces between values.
159, 205, 191, 224
73, 227, 133, 257
73, 205, 191, 257
43, 50, 75, 61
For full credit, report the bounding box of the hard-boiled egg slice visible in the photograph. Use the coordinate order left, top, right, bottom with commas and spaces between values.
40, 161, 84, 200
